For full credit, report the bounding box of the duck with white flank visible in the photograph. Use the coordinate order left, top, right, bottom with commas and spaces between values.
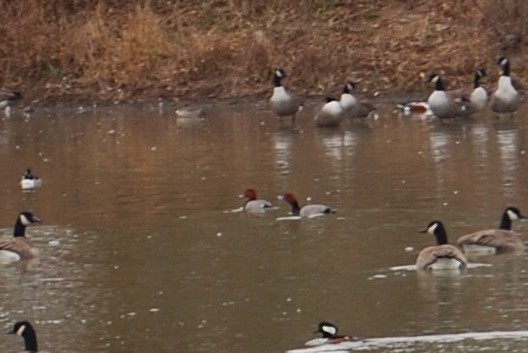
269, 68, 303, 123
457, 207, 526, 254
417, 221, 468, 270
306, 321, 361, 346
239, 188, 272, 213
0, 212, 42, 262
20, 169, 42, 190
314, 97, 343, 127
491, 57, 520, 116
278, 193, 336, 218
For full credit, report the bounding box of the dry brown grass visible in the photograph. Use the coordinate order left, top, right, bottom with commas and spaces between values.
0, 0, 527, 104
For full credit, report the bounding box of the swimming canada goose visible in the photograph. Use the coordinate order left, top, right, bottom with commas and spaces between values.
339, 81, 375, 119
6, 320, 38, 352
427, 74, 469, 119
417, 221, 468, 270
278, 193, 336, 218
269, 68, 303, 123
312, 321, 361, 344
0, 89, 22, 110
491, 57, 520, 115
20, 169, 42, 190
314, 97, 344, 127
239, 188, 272, 213
0, 212, 42, 262
457, 207, 526, 254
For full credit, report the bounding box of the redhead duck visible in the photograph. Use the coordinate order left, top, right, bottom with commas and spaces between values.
6, 320, 38, 352
0, 212, 42, 262
417, 221, 468, 270
20, 169, 42, 190
269, 68, 304, 123
278, 193, 336, 218
491, 57, 520, 116
314, 97, 343, 127
306, 321, 361, 346
239, 188, 272, 213
457, 207, 526, 255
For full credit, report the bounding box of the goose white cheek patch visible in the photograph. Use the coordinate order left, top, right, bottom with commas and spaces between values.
507, 210, 518, 220
20, 215, 31, 226
16, 324, 26, 336
427, 222, 438, 234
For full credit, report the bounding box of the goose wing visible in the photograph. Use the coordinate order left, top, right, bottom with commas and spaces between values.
416, 244, 468, 269
457, 229, 522, 249
0, 237, 34, 259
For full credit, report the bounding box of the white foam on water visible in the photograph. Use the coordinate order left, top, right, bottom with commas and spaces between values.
276, 216, 302, 221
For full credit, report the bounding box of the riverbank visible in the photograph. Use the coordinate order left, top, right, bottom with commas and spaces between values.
1, 1, 527, 106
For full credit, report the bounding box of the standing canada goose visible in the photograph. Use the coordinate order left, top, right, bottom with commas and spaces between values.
278, 192, 336, 218
20, 169, 42, 190
339, 81, 375, 119
0, 89, 22, 110
459, 68, 488, 116
417, 221, 468, 270
427, 74, 468, 119
239, 188, 272, 213
457, 207, 526, 254
0, 212, 42, 262
311, 321, 361, 344
269, 68, 303, 123
314, 97, 343, 127
6, 320, 38, 352
491, 57, 520, 115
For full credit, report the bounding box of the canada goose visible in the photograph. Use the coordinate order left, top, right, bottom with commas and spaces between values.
0, 89, 22, 110
314, 97, 343, 127
20, 169, 42, 190
491, 57, 520, 115
6, 320, 38, 352
457, 207, 526, 254
427, 74, 469, 119
417, 221, 468, 270
339, 81, 375, 119
0, 212, 42, 262
467, 69, 488, 112
278, 193, 336, 218
269, 68, 303, 123
239, 188, 272, 213
312, 321, 361, 344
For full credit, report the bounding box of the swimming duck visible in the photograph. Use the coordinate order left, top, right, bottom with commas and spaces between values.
239, 188, 272, 213
314, 97, 343, 127
0, 212, 42, 262
457, 207, 526, 254
20, 169, 42, 190
417, 221, 468, 270
427, 74, 469, 119
269, 68, 303, 123
0, 89, 22, 110
312, 321, 361, 344
6, 320, 38, 352
278, 193, 336, 218
491, 57, 520, 115
339, 81, 375, 119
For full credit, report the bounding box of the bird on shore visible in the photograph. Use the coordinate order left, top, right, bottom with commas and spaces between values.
278, 192, 336, 218
417, 220, 468, 270
339, 81, 375, 119
457, 207, 526, 255
314, 97, 344, 127
491, 57, 520, 116
6, 320, 39, 352
269, 68, 303, 123
0, 212, 42, 262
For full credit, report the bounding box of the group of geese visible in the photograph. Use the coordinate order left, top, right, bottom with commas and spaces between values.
269, 57, 521, 127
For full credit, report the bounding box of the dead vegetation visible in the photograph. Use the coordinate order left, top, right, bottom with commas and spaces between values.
0, 0, 527, 104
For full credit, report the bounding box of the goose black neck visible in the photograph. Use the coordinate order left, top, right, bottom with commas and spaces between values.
499, 212, 512, 230
473, 72, 481, 88
433, 224, 449, 245
23, 327, 38, 352
273, 75, 283, 87
290, 202, 301, 216
502, 62, 511, 77
13, 220, 26, 237
434, 78, 445, 91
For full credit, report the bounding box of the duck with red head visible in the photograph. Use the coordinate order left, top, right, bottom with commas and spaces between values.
239, 188, 272, 213
278, 192, 336, 218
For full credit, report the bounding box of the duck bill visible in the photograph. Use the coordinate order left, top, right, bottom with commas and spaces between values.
419, 229, 427, 234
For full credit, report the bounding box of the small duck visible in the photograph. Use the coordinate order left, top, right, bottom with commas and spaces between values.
20, 169, 42, 190
0, 89, 22, 110
314, 97, 343, 127
310, 321, 361, 345
427, 74, 468, 119
397, 101, 433, 116
491, 57, 520, 116
417, 221, 468, 270
6, 320, 38, 352
457, 207, 526, 254
239, 188, 272, 213
269, 68, 303, 123
339, 81, 375, 119
278, 193, 336, 218
0, 212, 42, 262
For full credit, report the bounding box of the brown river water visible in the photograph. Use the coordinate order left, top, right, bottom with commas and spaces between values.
1, 100, 528, 353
